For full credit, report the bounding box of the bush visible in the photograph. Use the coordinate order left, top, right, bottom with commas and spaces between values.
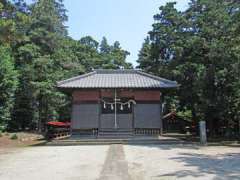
10, 133, 18, 140
0, 125, 6, 132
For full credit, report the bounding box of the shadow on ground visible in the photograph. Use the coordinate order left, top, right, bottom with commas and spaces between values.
126, 144, 240, 179
155, 151, 240, 180
131, 144, 201, 150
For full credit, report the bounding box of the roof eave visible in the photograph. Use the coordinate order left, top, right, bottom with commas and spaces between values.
57, 85, 180, 89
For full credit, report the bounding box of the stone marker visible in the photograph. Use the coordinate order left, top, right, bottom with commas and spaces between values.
199, 121, 207, 145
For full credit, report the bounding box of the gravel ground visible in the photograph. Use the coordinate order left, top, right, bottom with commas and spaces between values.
124, 145, 240, 180
0, 145, 108, 180
0, 144, 240, 180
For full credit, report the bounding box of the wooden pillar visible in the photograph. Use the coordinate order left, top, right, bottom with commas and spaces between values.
159, 92, 163, 135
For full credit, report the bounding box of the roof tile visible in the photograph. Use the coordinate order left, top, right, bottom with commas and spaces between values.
57, 69, 179, 89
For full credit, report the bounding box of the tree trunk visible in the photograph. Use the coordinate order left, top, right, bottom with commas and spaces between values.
239, 120, 240, 137
191, 105, 197, 135
38, 94, 43, 133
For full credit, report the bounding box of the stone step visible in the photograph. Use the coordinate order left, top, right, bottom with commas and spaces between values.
98, 132, 133, 135
45, 137, 190, 146
98, 131, 133, 139
98, 129, 133, 133
97, 136, 133, 139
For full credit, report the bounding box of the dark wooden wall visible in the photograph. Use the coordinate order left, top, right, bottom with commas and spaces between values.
72, 89, 161, 101
71, 89, 162, 131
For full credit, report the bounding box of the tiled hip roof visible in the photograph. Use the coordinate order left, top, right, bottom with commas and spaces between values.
57, 69, 179, 89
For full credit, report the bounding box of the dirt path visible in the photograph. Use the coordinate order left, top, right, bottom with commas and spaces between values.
0, 132, 45, 152
99, 144, 131, 180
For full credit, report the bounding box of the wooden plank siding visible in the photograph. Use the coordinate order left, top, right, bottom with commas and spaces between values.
72, 90, 99, 103
72, 89, 161, 102
134, 90, 160, 101
71, 89, 163, 135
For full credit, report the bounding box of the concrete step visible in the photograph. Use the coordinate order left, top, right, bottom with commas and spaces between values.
97, 136, 133, 139
98, 132, 133, 136
45, 137, 190, 146
99, 128, 132, 131
98, 130, 133, 139
98, 131, 133, 134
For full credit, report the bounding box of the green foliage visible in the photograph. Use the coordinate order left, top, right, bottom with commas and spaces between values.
0, 46, 18, 127
99, 37, 131, 69
137, 37, 151, 71
0, 1, 16, 45
0, 124, 7, 132
177, 109, 193, 122
138, 0, 240, 136
80, 36, 99, 50
0, 0, 131, 131
100, 37, 111, 54
10, 133, 18, 140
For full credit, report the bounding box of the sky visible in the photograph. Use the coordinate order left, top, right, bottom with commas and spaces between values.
43, 0, 191, 66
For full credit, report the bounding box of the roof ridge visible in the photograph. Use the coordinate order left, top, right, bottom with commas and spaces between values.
57, 71, 96, 86
136, 70, 178, 85
95, 69, 136, 74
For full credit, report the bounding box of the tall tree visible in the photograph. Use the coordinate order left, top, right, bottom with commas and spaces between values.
137, 36, 151, 71
0, 0, 133, 132
99, 37, 131, 69
138, 0, 240, 136
0, 46, 18, 129
110, 41, 131, 69
13, 0, 68, 131
0, 0, 16, 45
80, 36, 99, 50
99, 36, 111, 54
